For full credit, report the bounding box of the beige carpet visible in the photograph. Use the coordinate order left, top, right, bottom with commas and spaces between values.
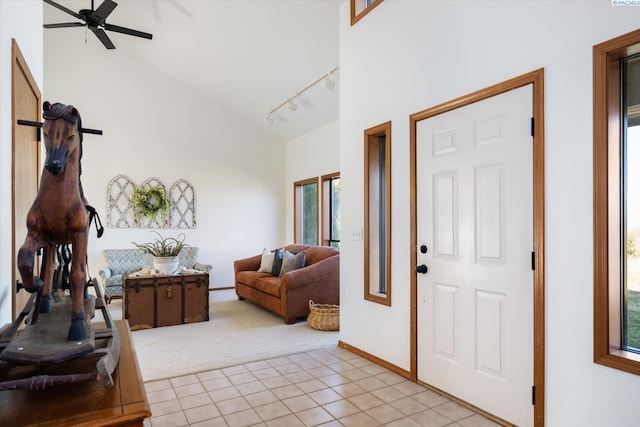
105, 290, 339, 382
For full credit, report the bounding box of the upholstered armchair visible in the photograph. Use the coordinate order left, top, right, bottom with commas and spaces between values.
99, 247, 211, 302
99, 249, 147, 301
177, 247, 212, 274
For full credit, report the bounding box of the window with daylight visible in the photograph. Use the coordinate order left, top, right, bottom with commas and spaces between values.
322, 173, 341, 248
294, 178, 319, 246
594, 29, 640, 375
364, 122, 391, 306
350, 0, 383, 26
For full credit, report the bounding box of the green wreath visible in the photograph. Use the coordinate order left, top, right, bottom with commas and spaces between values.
132, 186, 169, 220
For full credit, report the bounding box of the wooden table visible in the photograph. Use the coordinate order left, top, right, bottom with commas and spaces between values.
0, 320, 151, 426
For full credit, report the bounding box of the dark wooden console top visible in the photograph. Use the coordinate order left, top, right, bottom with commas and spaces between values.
0, 320, 151, 426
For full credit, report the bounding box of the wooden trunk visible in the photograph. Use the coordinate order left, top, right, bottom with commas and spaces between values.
123, 273, 209, 330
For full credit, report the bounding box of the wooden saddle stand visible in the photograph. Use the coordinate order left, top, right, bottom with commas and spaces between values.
0, 274, 120, 391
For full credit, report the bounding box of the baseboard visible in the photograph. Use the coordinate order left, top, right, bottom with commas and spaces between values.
209, 286, 235, 291
338, 340, 411, 380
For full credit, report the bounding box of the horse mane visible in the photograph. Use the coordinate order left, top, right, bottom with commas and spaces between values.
42, 102, 83, 143
43, 102, 86, 202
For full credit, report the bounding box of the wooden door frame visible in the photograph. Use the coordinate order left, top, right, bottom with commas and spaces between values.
409, 69, 545, 426
12, 39, 41, 320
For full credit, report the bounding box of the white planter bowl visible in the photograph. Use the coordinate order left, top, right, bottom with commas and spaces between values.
153, 256, 179, 275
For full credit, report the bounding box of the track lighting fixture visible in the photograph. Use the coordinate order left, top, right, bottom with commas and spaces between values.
264, 66, 338, 125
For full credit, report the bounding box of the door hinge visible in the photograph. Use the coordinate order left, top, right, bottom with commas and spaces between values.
531, 252, 535, 270
530, 117, 535, 137
532, 385, 536, 405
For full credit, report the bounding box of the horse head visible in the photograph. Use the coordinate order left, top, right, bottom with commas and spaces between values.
42, 101, 83, 176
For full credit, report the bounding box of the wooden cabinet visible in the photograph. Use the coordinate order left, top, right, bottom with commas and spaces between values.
123, 273, 209, 330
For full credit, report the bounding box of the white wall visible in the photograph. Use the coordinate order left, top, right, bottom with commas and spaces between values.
339, 1, 640, 425
43, 28, 285, 289
285, 120, 340, 245
0, 1, 43, 326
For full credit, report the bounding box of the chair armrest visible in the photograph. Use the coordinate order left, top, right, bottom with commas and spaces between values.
99, 267, 112, 279
194, 262, 212, 273
282, 255, 340, 290
280, 255, 340, 314
234, 254, 262, 274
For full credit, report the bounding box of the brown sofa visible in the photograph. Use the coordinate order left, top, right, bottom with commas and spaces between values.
234, 244, 339, 324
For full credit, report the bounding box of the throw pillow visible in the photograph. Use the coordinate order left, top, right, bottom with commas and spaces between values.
271, 248, 284, 276
279, 250, 306, 277
258, 248, 275, 273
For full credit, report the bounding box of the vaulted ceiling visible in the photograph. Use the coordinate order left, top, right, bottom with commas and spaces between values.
43, 0, 342, 142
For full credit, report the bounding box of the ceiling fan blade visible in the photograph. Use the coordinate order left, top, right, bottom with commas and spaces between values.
44, 22, 85, 29
43, 0, 84, 20
104, 23, 153, 40
93, 0, 118, 24
90, 27, 115, 49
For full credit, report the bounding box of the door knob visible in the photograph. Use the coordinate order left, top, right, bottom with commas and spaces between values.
416, 264, 428, 274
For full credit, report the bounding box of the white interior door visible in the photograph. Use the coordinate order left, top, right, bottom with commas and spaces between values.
416, 85, 534, 426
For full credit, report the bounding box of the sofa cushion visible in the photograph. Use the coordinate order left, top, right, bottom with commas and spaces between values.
103, 249, 146, 275
237, 270, 272, 287
255, 276, 282, 297
280, 250, 306, 276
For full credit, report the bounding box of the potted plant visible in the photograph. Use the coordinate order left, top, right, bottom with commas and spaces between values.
133, 231, 188, 274
132, 185, 169, 221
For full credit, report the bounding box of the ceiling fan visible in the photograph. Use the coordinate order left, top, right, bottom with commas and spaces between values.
43, 0, 153, 50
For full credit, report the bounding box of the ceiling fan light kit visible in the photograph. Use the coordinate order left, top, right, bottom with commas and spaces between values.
43, 0, 153, 50
264, 67, 338, 126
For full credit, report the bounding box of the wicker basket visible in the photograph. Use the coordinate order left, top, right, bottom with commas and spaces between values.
307, 300, 340, 331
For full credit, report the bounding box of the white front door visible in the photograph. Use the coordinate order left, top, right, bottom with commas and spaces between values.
416, 85, 534, 426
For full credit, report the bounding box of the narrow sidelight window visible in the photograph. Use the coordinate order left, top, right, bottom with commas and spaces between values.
351, 0, 384, 26
322, 172, 341, 248
593, 28, 640, 375
364, 121, 391, 305
294, 178, 319, 245
622, 54, 640, 352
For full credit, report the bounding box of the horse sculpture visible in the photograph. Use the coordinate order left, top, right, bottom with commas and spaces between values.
17, 101, 91, 342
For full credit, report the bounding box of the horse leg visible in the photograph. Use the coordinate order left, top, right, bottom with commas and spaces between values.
38, 243, 57, 314
67, 234, 88, 341
17, 234, 46, 295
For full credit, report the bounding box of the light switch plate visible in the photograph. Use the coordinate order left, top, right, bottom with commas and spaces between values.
352, 228, 363, 241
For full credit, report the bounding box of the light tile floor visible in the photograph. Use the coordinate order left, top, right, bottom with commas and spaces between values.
143, 346, 501, 427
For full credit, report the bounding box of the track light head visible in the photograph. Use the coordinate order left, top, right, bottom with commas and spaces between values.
263, 115, 274, 126
287, 100, 298, 112
322, 76, 335, 90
